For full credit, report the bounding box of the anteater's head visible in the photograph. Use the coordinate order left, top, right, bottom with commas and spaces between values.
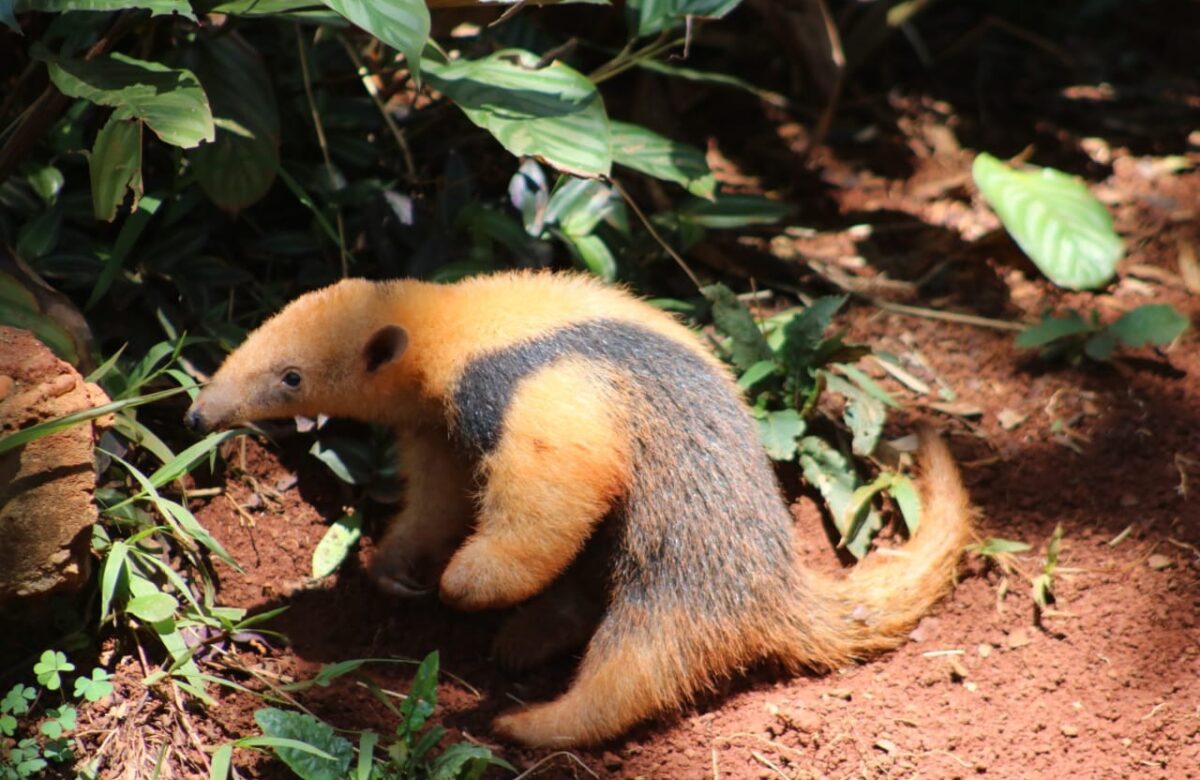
184, 279, 409, 433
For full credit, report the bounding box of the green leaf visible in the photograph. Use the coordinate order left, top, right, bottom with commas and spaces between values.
98, 540, 129, 622
16, 0, 193, 16
840, 473, 893, 553
1107, 304, 1189, 349
40, 50, 215, 148
73, 669, 114, 702
674, 193, 791, 228
610, 120, 715, 199
755, 408, 805, 461
798, 436, 880, 559
780, 296, 846, 378
400, 651, 439, 734
33, 651, 75, 691
309, 436, 375, 485
970, 537, 1031, 556
737, 359, 778, 391
887, 474, 922, 536
26, 164, 64, 204
626, 0, 742, 37
429, 743, 511, 780
1083, 330, 1117, 361
254, 708, 354, 780
311, 512, 363, 579
355, 730, 378, 780
1, 685, 35, 716
701, 282, 773, 371
126, 591, 179, 623
824, 372, 885, 456
1015, 310, 1092, 349
424, 49, 612, 178
90, 114, 142, 221
321, 0, 430, 82
545, 177, 623, 237
560, 232, 618, 281
210, 742, 233, 780
972, 152, 1123, 290
187, 34, 281, 211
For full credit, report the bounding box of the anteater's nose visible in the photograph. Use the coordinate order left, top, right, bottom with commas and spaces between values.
183, 406, 206, 433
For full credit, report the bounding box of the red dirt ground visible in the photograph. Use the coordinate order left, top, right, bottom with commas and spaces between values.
62, 7, 1200, 778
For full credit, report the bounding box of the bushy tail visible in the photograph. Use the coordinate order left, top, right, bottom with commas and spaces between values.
796, 426, 975, 665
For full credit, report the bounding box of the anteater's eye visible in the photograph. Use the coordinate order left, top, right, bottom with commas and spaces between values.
282, 370, 302, 389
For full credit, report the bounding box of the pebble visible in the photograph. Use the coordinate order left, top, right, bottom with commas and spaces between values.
825, 688, 853, 701
1147, 554, 1174, 570
1007, 628, 1032, 649
1061, 724, 1079, 737
978, 643, 993, 658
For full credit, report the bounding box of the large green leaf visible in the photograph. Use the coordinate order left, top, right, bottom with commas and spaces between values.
424, 49, 612, 178
972, 152, 1123, 290
15, 0, 192, 16
674, 193, 792, 228
1108, 304, 1189, 348
254, 708, 353, 780
89, 113, 142, 221
321, 0, 429, 82
610, 120, 714, 199
185, 35, 280, 211
701, 282, 773, 371
41, 51, 215, 149
626, 0, 742, 38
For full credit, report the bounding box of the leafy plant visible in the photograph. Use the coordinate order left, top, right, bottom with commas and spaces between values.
701, 282, 911, 558
213, 652, 511, 780
1031, 523, 1064, 610
973, 152, 1124, 290
1016, 304, 1189, 363
1, 652, 114, 779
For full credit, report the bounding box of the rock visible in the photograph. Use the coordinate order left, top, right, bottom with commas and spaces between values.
1006, 628, 1033, 649
0, 327, 109, 603
1147, 554, 1174, 571
1060, 724, 1079, 737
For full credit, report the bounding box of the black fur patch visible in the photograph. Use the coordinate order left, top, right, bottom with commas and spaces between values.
452, 319, 798, 622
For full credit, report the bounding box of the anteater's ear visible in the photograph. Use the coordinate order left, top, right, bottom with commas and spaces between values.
363, 325, 408, 373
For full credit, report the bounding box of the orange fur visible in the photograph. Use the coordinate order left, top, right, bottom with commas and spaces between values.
186, 271, 975, 748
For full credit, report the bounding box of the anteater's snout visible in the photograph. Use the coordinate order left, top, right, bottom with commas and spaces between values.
183, 405, 209, 434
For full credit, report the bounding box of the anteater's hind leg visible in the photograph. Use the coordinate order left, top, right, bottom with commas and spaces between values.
439, 359, 630, 611
493, 608, 698, 747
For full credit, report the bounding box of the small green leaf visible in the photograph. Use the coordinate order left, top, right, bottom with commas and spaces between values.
610, 121, 715, 199
972, 152, 1123, 290
674, 194, 792, 229
1083, 330, 1118, 361
737, 359, 778, 390
755, 408, 805, 461
321, 0, 430, 82
560, 232, 618, 281
1015, 310, 1093, 349
423, 50, 612, 178
400, 652, 440, 734
887, 474, 922, 536
125, 592, 179, 623
312, 512, 363, 579
254, 708, 354, 780
1, 684, 35, 716
701, 282, 773, 371
309, 436, 375, 485
780, 296, 846, 378
970, 537, 1031, 556
0, 713, 15, 736
1107, 304, 1189, 349
40, 50, 215, 149
73, 669, 114, 702
798, 436, 880, 560
27, 164, 64, 203
33, 651, 75, 691
626, 0, 742, 37
824, 372, 885, 456
90, 114, 143, 221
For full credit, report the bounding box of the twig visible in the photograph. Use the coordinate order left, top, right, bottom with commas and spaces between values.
511, 751, 599, 780
612, 177, 702, 289
337, 35, 416, 180
871, 299, 1026, 332
294, 24, 349, 277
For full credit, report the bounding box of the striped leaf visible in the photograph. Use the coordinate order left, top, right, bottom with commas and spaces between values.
973, 152, 1123, 290
41, 51, 214, 149
15, 0, 193, 17
626, 0, 742, 38
424, 50, 612, 178
321, 0, 429, 82
186, 35, 281, 211
611, 120, 714, 199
